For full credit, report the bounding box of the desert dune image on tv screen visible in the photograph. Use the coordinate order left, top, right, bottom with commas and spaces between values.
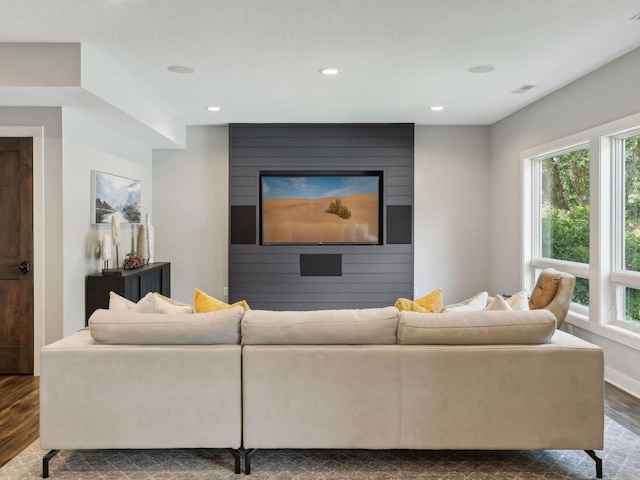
261, 175, 380, 244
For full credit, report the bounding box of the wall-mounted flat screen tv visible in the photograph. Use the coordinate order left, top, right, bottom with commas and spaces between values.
260, 171, 383, 245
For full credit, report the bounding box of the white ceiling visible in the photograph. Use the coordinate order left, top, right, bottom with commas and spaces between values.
2, 0, 640, 126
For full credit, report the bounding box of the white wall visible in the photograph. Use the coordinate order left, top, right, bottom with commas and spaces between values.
490, 46, 640, 396
414, 126, 491, 304
62, 108, 153, 335
152, 126, 229, 305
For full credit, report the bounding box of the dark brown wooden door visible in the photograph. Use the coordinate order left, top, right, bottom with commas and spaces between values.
0, 138, 34, 374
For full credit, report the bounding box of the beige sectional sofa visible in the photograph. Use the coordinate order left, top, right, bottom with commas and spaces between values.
241, 307, 604, 476
39, 307, 245, 476
40, 304, 605, 478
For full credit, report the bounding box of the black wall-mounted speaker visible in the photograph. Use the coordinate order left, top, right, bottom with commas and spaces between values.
230, 206, 257, 244
386, 205, 412, 244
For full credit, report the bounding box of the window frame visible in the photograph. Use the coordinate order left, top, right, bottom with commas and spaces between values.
611, 130, 640, 333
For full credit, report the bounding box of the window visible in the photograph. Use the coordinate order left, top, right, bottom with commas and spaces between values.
524, 112, 640, 343
613, 132, 640, 330
531, 145, 590, 306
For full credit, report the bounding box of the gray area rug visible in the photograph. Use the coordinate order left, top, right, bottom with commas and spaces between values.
1, 417, 639, 479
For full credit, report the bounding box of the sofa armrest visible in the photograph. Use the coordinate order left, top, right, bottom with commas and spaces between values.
40, 330, 242, 450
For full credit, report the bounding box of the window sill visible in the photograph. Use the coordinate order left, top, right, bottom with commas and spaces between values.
565, 312, 640, 352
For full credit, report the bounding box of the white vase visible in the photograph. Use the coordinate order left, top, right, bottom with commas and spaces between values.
137, 224, 149, 263
146, 214, 155, 264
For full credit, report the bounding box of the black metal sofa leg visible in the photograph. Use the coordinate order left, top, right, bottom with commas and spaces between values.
244, 448, 258, 474
42, 449, 60, 478
44, 448, 241, 477
585, 450, 603, 478
227, 448, 241, 474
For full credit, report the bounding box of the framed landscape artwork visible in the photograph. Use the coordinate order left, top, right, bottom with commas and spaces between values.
92, 171, 142, 224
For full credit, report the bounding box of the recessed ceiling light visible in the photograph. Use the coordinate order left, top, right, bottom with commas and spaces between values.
468, 65, 495, 74
320, 68, 339, 75
167, 65, 195, 74
430, 106, 444, 111
511, 84, 537, 94
206, 106, 221, 112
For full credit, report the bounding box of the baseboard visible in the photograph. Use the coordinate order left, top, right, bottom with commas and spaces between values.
605, 366, 640, 400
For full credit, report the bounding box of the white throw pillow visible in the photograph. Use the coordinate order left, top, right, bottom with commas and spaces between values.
153, 293, 195, 314
485, 295, 511, 311
443, 291, 489, 312
506, 290, 530, 311
108, 291, 194, 314
109, 291, 155, 313
485, 290, 530, 311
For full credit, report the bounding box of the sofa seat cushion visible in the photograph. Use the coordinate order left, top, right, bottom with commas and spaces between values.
398, 310, 556, 345
89, 307, 243, 345
241, 307, 400, 345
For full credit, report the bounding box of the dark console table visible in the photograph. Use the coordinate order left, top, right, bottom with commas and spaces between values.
85, 262, 171, 324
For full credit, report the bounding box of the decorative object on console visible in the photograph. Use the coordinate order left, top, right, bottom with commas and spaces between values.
101, 220, 123, 275
194, 288, 250, 312
100, 234, 112, 270
112, 212, 122, 268
93, 170, 141, 224
146, 214, 155, 263
123, 253, 144, 270
101, 213, 122, 275
137, 223, 149, 264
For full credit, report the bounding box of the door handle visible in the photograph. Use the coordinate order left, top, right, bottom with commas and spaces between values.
9, 260, 30, 274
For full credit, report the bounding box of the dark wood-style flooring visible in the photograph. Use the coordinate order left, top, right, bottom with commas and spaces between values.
0, 376, 639, 469
604, 382, 640, 437
0, 375, 39, 469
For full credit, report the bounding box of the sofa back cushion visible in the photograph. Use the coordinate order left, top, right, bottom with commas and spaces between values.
241, 307, 400, 345
89, 307, 243, 345
397, 310, 556, 345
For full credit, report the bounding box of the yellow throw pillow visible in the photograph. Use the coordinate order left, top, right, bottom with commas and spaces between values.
394, 288, 443, 313
194, 288, 250, 313
415, 288, 444, 312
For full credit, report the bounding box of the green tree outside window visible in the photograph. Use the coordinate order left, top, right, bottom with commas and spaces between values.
623, 136, 640, 325
540, 148, 590, 305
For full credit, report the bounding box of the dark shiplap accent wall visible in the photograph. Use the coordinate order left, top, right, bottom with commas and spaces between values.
229, 123, 414, 310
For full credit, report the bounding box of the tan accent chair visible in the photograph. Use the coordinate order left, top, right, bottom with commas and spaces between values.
529, 268, 576, 327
